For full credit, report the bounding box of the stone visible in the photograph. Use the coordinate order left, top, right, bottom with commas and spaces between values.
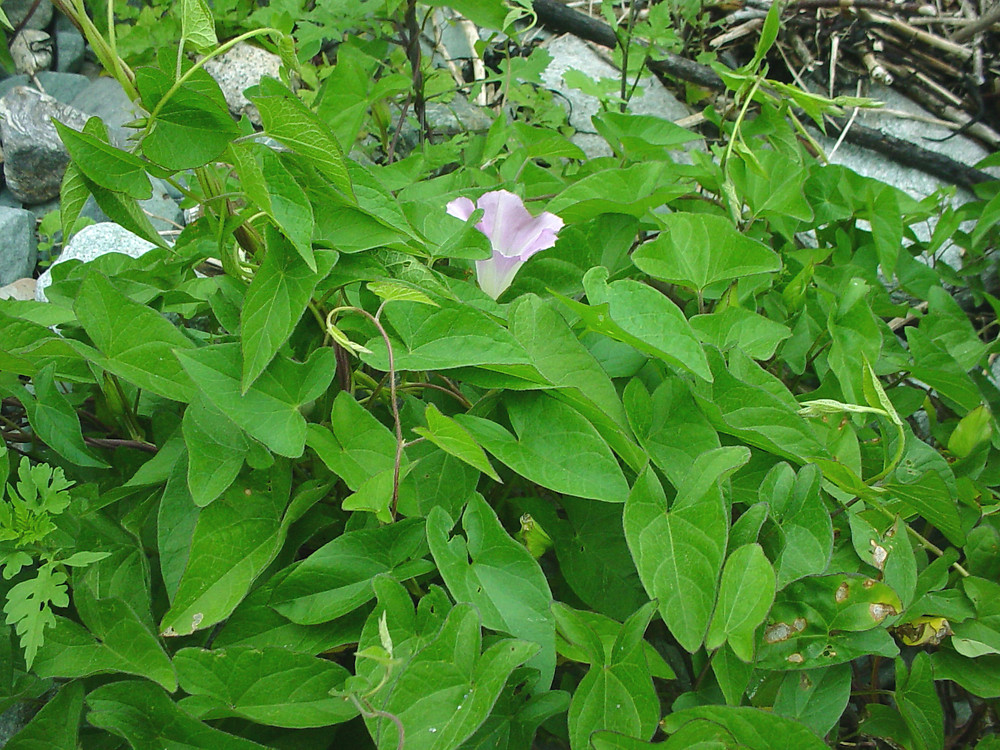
81, 176, 184, 234
0, 206, 37, 285
36, 222, 157, 302
0, 189, 23, 209
538, 34, 694, 159
36, 71, 89, 103
0, 701, 35, 747
203, 41, 283, 126
3, 0, 53, 31
70, 77, 140, 149
0, 86, 88, 204
0, 72, 89, 103
54, 14, 85, 73
823, 85, 993, 202
10, 29, 53, 77
0, 277, 36, 300
819, 85, 997, 272
425, 95, 493, 134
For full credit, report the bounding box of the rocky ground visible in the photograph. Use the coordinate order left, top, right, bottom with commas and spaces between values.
0, 0, 994, 311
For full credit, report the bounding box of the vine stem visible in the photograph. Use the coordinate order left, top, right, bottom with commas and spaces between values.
347, 693, 404, 750
327, 303, 404, 520
143, 26, 283, 136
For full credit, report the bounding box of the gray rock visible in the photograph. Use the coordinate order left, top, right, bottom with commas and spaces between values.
35, 71, 89, 103
0, 72, 87, 103
54, 14, 85, 73
425, 95, 493, 134
10, 29, 53, 77
3, 0, 53, 31
819, 85, 996, 272
0, 86, 88, 204
824, 86, 992, 202
36, 222, 157, 302
0, 277, 36, 300
539, 34, 694, 159
203, 41, 282, 126
0, 189, 22, 209
0, 207, 37, 285
70, 77, 140, 149
81, 176, 183, 234
0, 75, 31, 101
0, 701, 35, 747
25, 197, 59, 221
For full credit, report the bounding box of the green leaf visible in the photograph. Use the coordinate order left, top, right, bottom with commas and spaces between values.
906, 327, 982, 414
458, 392, 629, 503
258, 149, 317, 268
414, 403, 500, 481
691, 306, 791, 361
159, 472, 289, 636
948, 404, 993, 458
694, 348, 828, 463
86, 680, 267, 749
705, 543, 776, 662
553, 603, 607, 665
546, 162, 689, 223
4, 680, 84, 750
176, 343, 335, 457
523, 495, 646, 622
180, 0, 217, 52
13, 364, 107, 467
182, 396, 249, 507
772, 663, 852, 737
54, 118, 152, 199
931, 651, 1000, 698
32, 593, 176, 691
592, 111, 702, 159
712, 642, 754, 706
306, 391, 397, 489
758, 574, 901, 670
240, 232, 336, 389
59, 161, 90, 242
663, 706, 829, 750
361, 601, 539, 750
573, 268, 712, 381
427, 494, 556, 690
757, 463, 833, 588
509, 294, 628, 428
623, 377, 720, 488
250, 85, 354, 201
421, 0, 509, 29
74, 273, 196, 402
175, 646, 356, 728
269, 518, 432, 625
368, 280, 440, 307
895, 653, 944, 750
883, 470, 965, 546
77, 172, 168, 248
365, 299, 531, 372
137, 65, 240, 170
4, 563, 69, 669
567, 651, 660, 749
632, 213, 782, 293
624, 450, 748, 653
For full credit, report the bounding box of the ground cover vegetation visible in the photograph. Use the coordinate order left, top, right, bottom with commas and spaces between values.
1, 0, 1000, 747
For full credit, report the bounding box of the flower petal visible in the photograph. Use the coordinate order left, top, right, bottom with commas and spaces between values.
446, 197, 477, 222
475, 190, 564, 260
475, 253, 525, 300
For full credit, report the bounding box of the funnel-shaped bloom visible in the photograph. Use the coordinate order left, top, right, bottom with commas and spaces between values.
446, 189, 564, 300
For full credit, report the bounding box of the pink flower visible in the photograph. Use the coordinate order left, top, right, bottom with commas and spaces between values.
446, 189, 564, 300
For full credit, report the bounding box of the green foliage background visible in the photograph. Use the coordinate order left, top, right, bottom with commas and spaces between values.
2, 0, 1000, 747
